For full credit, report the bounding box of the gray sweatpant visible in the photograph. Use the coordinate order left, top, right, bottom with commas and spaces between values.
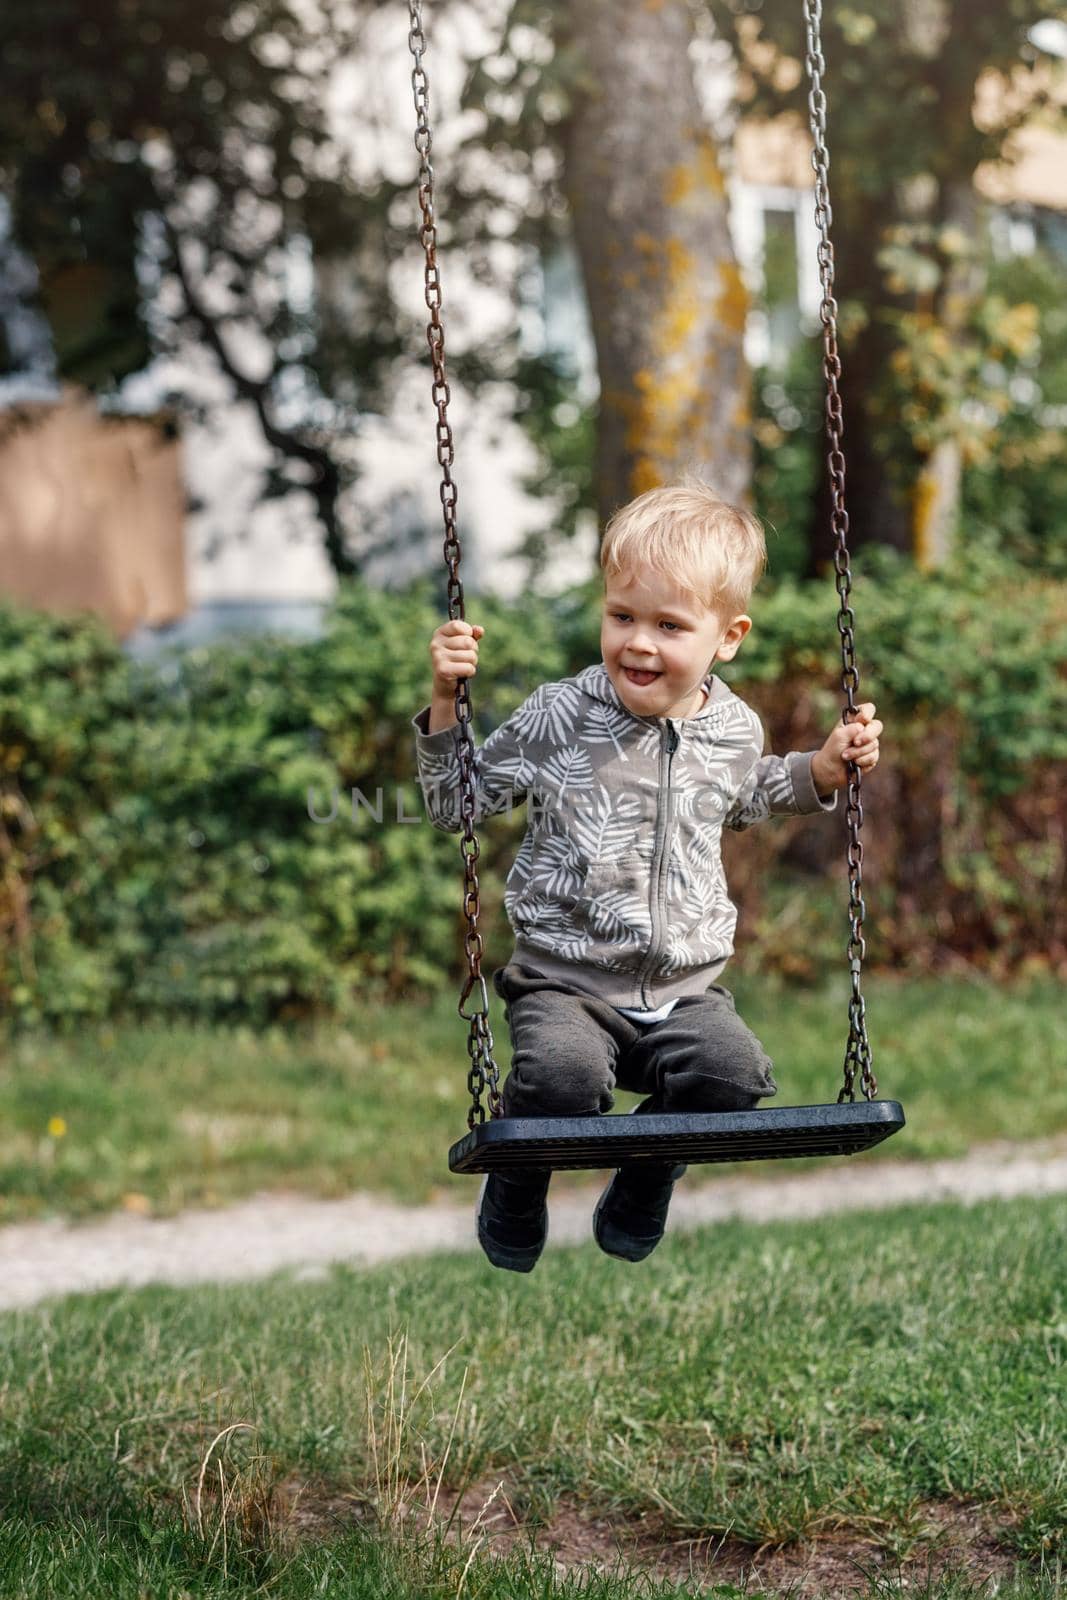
492, 962, 777, 1120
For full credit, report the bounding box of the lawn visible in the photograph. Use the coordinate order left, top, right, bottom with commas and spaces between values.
1, 975, 1063, 1222
0, 1194, 1062, 1597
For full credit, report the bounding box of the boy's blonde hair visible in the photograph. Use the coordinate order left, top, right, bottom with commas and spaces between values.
600, 479, 766, 617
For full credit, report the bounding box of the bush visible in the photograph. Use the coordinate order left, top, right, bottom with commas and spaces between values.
719, 548, 1067, 978
1, 553, 1064, 1027
0, 585, 569, 1028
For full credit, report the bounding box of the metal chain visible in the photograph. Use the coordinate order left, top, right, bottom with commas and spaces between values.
803, 0, 877, 1102
408, 0, 501, 1125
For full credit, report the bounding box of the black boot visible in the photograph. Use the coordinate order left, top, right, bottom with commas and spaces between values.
477, 1169, 551, 1273
593, 1162, 686, 1262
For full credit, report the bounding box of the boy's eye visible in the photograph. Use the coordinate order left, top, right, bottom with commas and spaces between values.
608, 612, 682, 630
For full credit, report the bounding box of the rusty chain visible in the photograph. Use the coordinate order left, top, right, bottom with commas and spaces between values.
803, 0, 877, 1102
408, 0, 502, 1125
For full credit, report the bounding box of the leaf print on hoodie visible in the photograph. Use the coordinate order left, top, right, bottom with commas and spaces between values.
414, 663, 835, 1010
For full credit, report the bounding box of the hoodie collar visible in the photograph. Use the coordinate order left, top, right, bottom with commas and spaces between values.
577, 663, 732, 725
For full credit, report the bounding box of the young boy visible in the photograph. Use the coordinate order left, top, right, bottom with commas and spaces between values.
413, 481, 882, 1273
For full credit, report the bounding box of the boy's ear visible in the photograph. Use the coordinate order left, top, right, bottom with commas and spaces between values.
713, 613, 752, 663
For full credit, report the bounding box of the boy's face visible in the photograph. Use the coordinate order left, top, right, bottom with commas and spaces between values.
601, 566, 751, 720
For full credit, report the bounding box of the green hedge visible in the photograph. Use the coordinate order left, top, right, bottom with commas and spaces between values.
721, 550, 1067, 980
1, 554, 1064, 1027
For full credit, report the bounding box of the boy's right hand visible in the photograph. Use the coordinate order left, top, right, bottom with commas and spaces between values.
430, 620, 484, 695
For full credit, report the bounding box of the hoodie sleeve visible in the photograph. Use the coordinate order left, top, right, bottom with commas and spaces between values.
412, 689, 544, 833
725, 717, 837, 832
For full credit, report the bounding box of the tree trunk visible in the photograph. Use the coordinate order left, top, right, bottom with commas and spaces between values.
912, 179, 984, 569
806, 201, 915, 575
912, 437, 961, 570
807, 0, 978, 575
560, 0, 750, 530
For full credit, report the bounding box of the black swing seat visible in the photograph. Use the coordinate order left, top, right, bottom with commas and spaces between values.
449, 1099, 905, 1174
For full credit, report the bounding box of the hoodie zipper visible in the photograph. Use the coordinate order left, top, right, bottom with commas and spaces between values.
635, 719, 679, 1007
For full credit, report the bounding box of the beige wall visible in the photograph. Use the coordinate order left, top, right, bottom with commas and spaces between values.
0, 391, 187, 638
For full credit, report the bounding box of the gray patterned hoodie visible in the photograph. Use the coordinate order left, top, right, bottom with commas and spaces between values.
413, 663, 834, 1010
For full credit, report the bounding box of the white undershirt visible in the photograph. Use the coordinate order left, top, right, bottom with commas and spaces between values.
614, 997, 679, 1025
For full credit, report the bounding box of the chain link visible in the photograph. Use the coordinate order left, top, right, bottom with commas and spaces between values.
803, 0, 877, 1102
408, 0, 501, 1125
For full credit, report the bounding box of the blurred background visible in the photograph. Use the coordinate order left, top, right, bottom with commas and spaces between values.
0, 0, 1064, 1047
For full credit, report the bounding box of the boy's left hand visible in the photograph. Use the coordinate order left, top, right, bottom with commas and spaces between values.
811, 702, 883, 796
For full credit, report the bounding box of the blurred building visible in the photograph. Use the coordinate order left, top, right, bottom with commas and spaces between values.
0, 393, 186, 639
0, 21, 1065, 651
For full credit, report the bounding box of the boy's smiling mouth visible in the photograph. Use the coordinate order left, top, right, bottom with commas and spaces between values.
623, 667, 661, 686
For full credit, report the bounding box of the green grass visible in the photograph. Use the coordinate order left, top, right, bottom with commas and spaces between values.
1, 975, 1064, 1221
0, 1196, 1063, 1597
0, 1519, 743, 1600
0, 1521, 1058, 1600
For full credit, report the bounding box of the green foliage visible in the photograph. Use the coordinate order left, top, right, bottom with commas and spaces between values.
0, 0, 406, 569
720, 549, 1067, 973
750, 241, 1067, 581
1, 0, 302, 381
0, 585, 570, 1028
751, 342, 825, 579
737, 549, 1067, 791
706, 0, 1067, 558
2, 554, 1064, 1027
962, 248, 1067, 576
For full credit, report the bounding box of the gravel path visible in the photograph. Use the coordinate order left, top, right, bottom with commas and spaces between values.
3, 1137, 1067, 1311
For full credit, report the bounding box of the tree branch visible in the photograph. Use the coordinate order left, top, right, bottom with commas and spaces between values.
162, 213, 357, 577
